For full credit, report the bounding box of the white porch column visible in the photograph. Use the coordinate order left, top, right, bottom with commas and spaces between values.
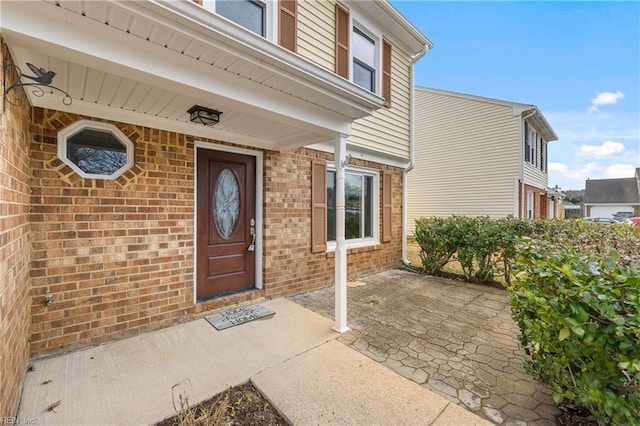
333, 135, 350, 333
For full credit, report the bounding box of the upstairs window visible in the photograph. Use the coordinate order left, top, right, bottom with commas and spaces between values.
58, 120, 134, 180
334, 4, 390, 104
352, 27, 376, 92
524, 121, 537, 166
216, 0, 266, 36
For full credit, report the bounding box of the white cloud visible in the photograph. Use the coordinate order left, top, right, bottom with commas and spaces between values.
578, 141, 626, 158
601, 163, 637, 179
588, 90, 624, 114
548, 162, 568, 173
548, 161, 637, 190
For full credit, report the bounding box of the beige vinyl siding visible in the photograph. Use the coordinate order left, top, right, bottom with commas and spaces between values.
297, 0, 335, 72
349, 47, 412, 160
406, 90, 521, 233
524, 162, 548, 189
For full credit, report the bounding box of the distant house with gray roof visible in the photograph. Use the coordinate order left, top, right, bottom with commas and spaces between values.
583, 168, 640, 217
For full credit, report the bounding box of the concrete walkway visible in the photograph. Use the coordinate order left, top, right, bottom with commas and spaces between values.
290, 270, 561, 425
18, 298, 490, 425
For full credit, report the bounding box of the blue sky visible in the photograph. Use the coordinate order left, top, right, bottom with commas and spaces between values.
392, 1, 640, 190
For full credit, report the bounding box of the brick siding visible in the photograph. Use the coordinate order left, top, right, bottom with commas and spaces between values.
0, 42, 32, 417
2, 73, 403, 413
27, 111, 403, 355
519, 182, 547, 219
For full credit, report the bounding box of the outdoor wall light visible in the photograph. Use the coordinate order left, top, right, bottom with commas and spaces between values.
188, 105, 222, 126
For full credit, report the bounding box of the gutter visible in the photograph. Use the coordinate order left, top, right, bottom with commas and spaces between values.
402, 44, 429, 266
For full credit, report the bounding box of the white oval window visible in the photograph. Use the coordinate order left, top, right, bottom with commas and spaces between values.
215, 169, 240, 238
57, 120, 134, 180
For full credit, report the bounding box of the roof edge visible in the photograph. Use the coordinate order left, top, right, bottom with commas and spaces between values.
417, 86, 558, 141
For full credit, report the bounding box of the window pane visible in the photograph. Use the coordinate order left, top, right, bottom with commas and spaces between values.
353, 60, 374, 92
67, 129, 127, 176
327, 171, 336, 241
364, 176, 373, 237
353, 27, 375, 67
217, 0, 265, 36
345, 174, 362, 239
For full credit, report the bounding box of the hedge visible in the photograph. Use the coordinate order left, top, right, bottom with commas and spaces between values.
414, 216, 640, 423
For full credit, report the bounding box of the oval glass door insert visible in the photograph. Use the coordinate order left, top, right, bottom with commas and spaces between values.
214, 169, 240, 238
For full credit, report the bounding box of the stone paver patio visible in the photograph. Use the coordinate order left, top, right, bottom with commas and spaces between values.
290, 269, 560, 425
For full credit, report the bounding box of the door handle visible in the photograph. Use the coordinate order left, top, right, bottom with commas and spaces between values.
248, 218, 256, 252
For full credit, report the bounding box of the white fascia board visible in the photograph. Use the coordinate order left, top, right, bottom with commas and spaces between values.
1, 1, 351, 136
418, 87, 535, 112
522, 178, 548, 191
351, 0, 433, 55
306, 143, 410, 169
525, 108, 559, 142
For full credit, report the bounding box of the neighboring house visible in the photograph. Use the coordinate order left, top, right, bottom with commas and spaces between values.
546, 185, 566, 219
583, 168, 640, 217
406, 87, 558, 231
0, 0, 431, 416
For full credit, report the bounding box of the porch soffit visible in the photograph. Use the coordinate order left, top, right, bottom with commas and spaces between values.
1, 1, 384, 151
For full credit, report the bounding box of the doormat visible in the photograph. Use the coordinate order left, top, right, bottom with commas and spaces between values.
205, 304, 275, 331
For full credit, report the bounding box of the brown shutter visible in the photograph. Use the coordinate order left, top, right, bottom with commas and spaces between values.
311, 160, 327, 253
279, 0, 297, 52
192, 0, 202, 5
382, 172, 392, 242
382, 39, 392, 108
335, 3, 350, 79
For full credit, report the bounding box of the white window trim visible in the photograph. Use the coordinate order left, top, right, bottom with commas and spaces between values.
350, 9, 383, 96
57, 119, 134, 180
202, 0, 276, 42
326, 162, 380, 252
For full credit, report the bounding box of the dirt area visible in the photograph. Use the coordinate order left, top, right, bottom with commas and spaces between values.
156, 381, 289, 426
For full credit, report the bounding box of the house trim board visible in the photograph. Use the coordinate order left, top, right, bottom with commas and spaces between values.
307, 143, 410, 169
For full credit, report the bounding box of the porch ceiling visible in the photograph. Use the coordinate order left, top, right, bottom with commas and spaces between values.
2, 0, 384, 151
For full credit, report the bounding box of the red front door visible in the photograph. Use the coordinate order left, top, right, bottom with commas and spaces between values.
196, 148, 256, 300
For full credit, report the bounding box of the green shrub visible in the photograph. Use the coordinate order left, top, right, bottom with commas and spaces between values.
414, 216, 462, 275
509, 242, 640, 425
414, 215, 528, 282
414, 216, 640, 422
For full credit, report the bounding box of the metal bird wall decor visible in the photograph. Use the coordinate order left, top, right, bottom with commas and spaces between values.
3, 62, 72, 110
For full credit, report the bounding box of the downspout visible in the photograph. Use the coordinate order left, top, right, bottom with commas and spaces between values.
402, 45, 429, 265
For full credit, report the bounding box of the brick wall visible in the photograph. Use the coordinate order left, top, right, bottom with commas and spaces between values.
29, 110, 196, 354
28, 111, 403, 355
262, 149, 403, 299
519, 183, 546, 219
0, 41, 32, 417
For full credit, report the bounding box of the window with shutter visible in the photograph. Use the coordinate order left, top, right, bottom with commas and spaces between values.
382, 39, 392, 108
335, 3, 350, 79
311, 160, 327, 253
540, 138, 545, 171
278, 0, 297, 52
382, 172, 392, 242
